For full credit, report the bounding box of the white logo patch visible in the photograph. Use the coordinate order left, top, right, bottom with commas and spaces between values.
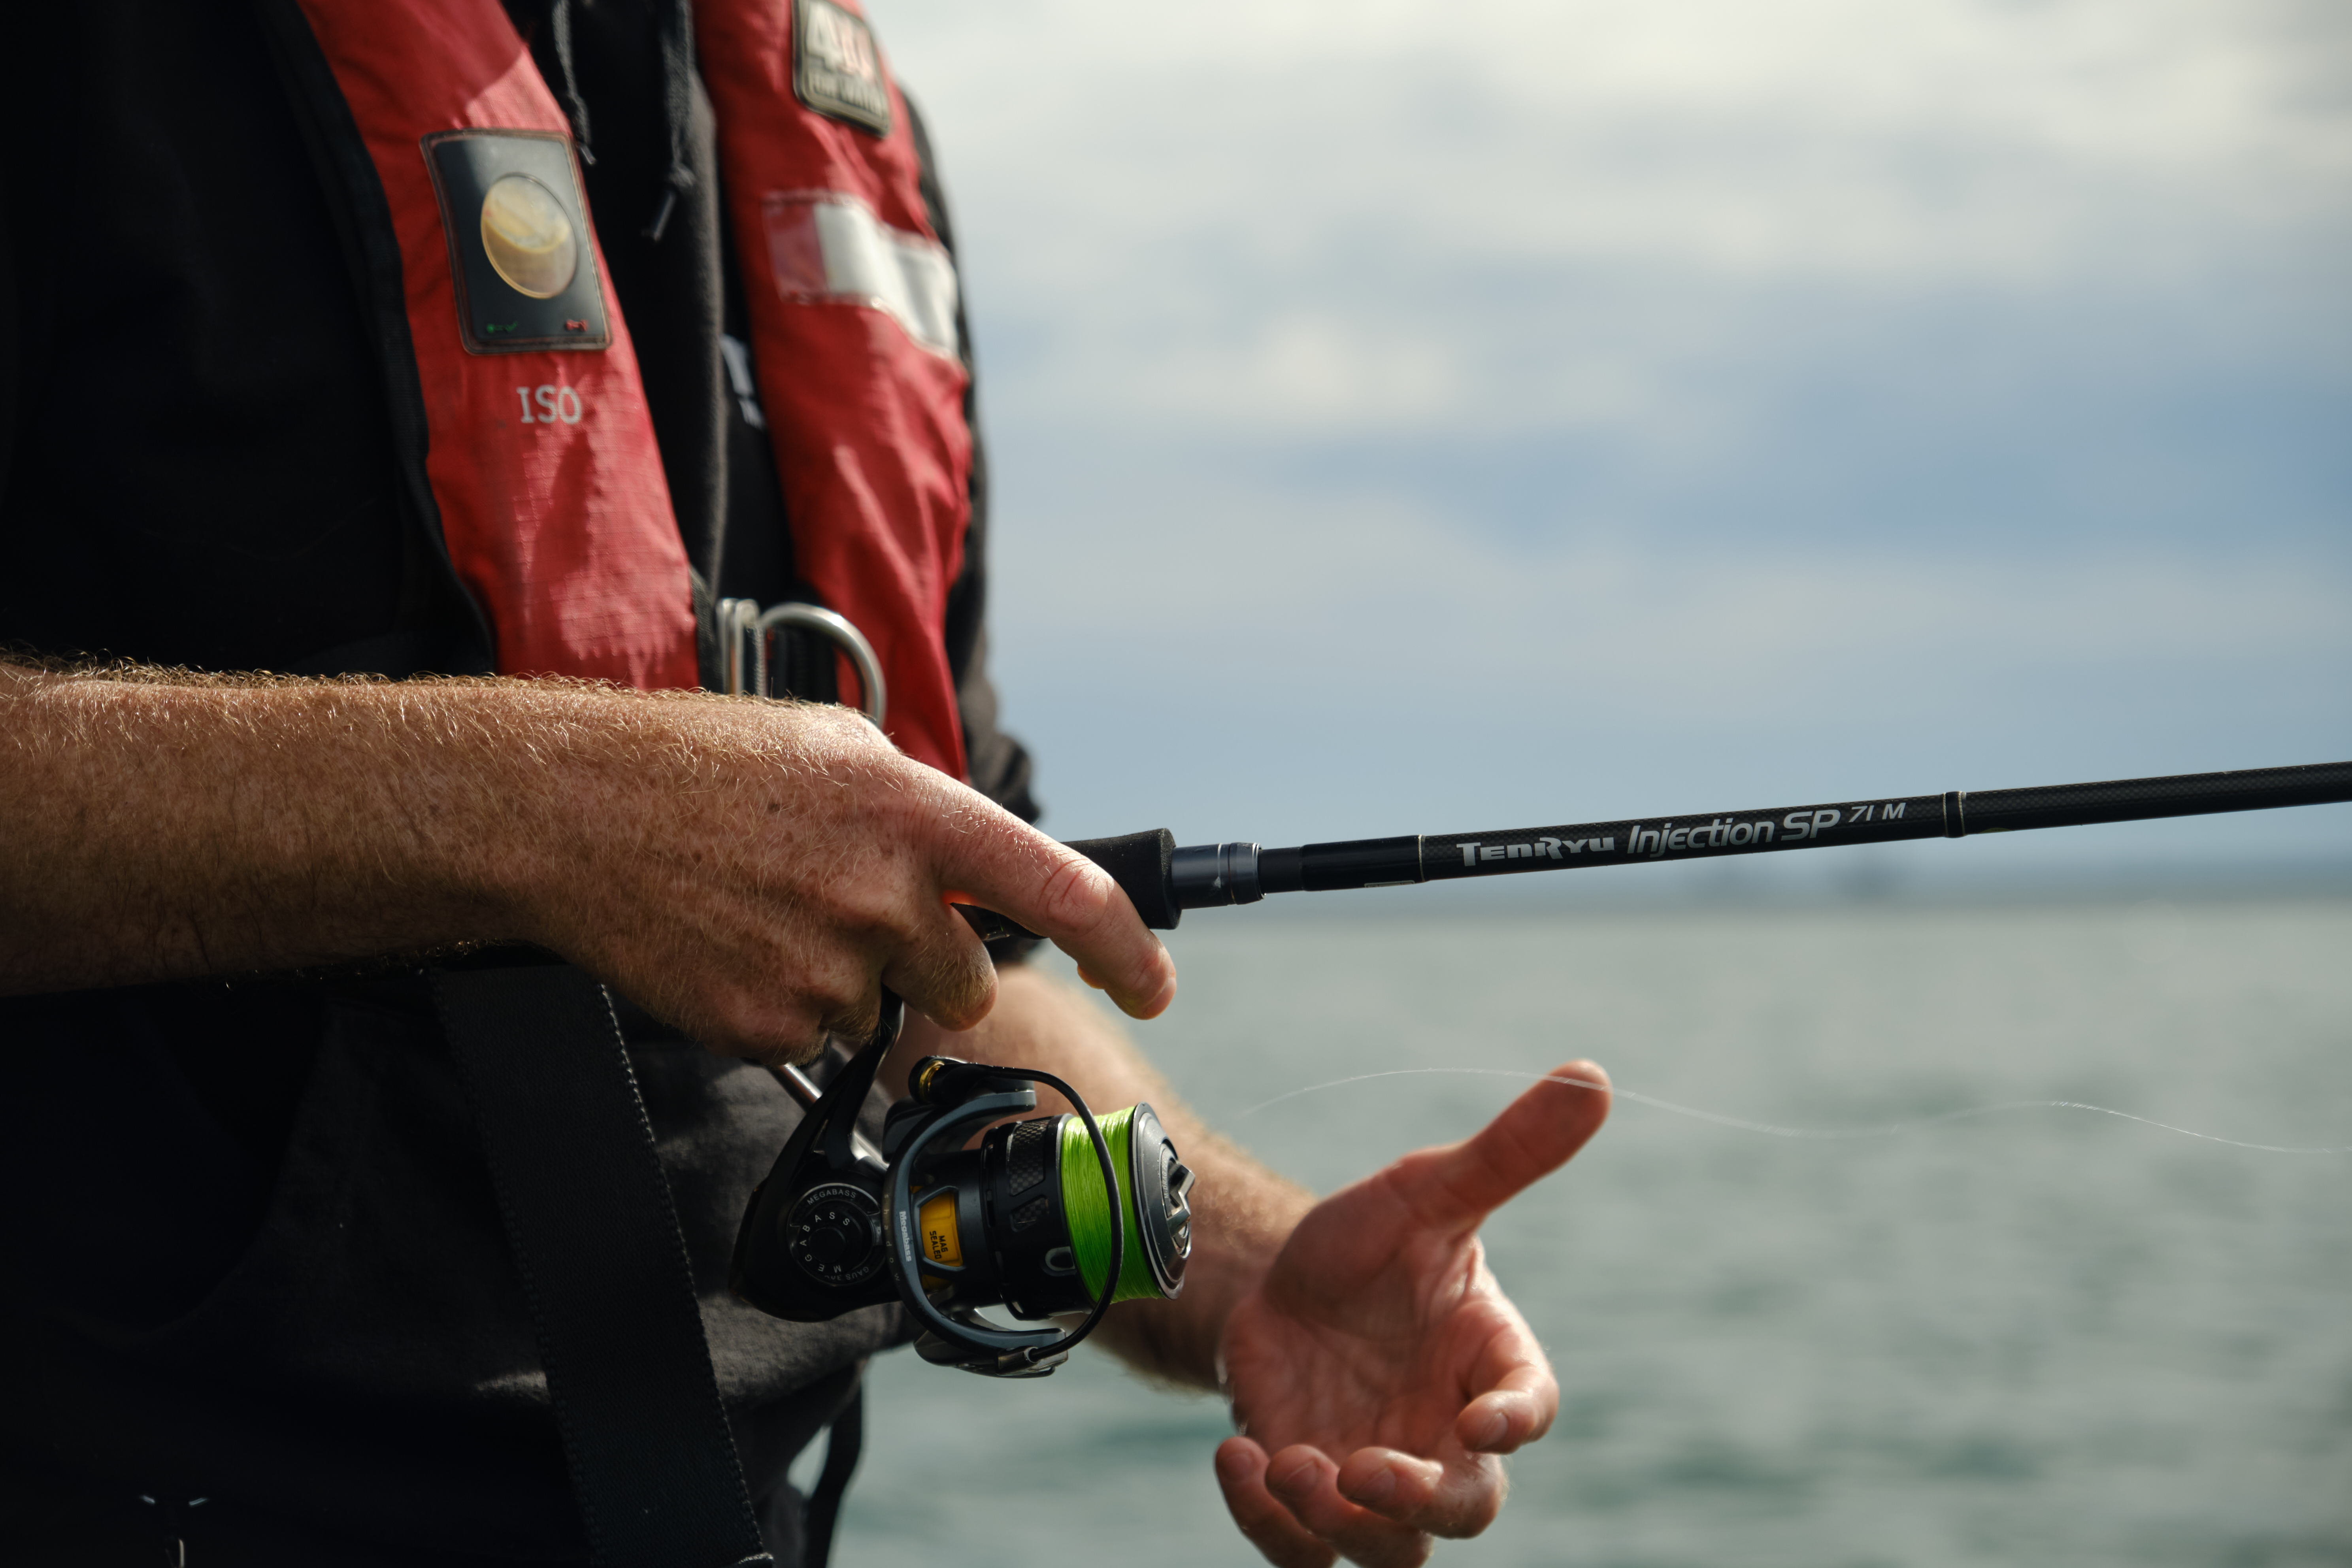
795, 0, 893, 137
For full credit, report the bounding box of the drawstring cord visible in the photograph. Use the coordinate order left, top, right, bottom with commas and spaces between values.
530, 0, 695, 236
644, 0, 698, 241
545, 0, 595, 165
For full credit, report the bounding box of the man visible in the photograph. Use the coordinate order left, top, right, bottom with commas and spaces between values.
0, 2, 1610, 1564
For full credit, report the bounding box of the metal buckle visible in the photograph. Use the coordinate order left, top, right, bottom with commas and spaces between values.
717, 598, 887, 724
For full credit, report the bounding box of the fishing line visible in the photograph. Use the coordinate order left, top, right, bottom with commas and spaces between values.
1235, 1068, 2352, 1155
1057, 1105, 1172, 1304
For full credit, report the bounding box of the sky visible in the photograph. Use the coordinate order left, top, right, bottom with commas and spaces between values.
871, 0, 2351, 892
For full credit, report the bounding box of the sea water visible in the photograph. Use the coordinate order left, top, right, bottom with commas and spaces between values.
833, 898, 2352, 1565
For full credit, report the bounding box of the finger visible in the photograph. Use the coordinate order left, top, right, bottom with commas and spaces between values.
943, 823, 1176, 1020
1456, 1357, 1556, 1455
1336, 1445, 1505, 1541
653, 977, 835, 1066
1263, 1444, 1432, 1568
1409, 1059, 1611, 1230
1215, 1438, 1338, 1568
877, 896, 1000, 1032
653, 934, 878, 1063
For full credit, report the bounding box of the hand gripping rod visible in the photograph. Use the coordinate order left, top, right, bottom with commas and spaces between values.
959, 760, 2352, 941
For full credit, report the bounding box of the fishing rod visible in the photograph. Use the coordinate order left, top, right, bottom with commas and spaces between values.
962, 759, 2352, 938
739, 758, 2348, 1379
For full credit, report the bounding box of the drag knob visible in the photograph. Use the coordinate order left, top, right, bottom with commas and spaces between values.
806, 1220, 864, 1268
783, 1181, 886, 1287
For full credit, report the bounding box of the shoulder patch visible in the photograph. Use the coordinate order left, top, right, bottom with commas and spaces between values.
422, 130, 610, 355
794, 0, 893, 137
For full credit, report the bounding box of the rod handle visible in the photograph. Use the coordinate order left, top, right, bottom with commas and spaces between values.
1064, 830, 1181, 928
953, 829, 1182, 943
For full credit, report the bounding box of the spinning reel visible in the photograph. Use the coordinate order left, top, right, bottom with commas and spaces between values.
730, 994, 1195, 1376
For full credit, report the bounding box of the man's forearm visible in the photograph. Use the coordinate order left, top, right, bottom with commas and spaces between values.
0, 660, 1176, 1055
886, 964, 1315, 1389
0, 661, 562, 993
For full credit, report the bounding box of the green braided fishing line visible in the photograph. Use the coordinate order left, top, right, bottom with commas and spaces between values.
1058, 1106, 1164, 1304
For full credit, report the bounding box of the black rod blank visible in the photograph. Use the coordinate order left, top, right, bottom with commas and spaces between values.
1134, 760, 2352, 920
1009, 761, 2352, 939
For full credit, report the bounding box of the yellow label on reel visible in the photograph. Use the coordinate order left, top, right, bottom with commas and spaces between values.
918, 1189, 962, 1268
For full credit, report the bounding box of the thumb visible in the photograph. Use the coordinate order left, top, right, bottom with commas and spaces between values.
1410, 1061, 1611, 1230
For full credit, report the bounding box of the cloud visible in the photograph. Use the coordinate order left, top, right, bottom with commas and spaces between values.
861, 0, 2351, 862
886, 0, 2352, 281
992, 474, 2352, 713
988, 504, 2352, 849
871, 0, 2350, 448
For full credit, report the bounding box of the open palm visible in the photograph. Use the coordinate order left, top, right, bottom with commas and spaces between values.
1215, 1062, 1611, 1567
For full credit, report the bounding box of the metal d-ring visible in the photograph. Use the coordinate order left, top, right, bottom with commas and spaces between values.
718, 598, 887, 725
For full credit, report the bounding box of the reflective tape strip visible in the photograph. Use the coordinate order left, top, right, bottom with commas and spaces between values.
762, 190, 959, 359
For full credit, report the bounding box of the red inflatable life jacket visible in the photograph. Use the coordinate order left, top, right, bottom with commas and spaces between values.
290, 0, 973, 779
697, 0, 973, 784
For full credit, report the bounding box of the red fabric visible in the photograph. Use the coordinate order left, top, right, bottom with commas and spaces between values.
294, 0, 700, 690
697, 0, 974, 778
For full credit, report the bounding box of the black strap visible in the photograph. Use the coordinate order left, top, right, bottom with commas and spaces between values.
433, 963, 773, 1568
800, 1386, 864, 1568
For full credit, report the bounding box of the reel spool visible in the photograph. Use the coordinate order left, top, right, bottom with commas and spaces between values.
730, 996, 1194, 1377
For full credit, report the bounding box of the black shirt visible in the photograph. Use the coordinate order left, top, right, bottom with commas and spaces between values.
0, 1, 1034, 1558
